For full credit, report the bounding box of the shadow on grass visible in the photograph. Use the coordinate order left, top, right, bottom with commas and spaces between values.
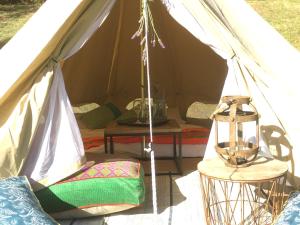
0, 38, 9, 48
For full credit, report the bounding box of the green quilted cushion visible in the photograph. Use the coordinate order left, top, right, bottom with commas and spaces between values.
80, 102, 121, 129
35, 159, 145, 219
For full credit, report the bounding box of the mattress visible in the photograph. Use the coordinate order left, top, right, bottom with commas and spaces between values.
80, 122, 209, 158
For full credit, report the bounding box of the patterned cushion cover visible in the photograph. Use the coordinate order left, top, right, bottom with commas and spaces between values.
274, 191, 300, 225
0, 176, 58, 225
35, 159, 145, 219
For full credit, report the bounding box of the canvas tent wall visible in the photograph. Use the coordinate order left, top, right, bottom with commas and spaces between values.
62, 0, 227, 116
0, 0, 300, 188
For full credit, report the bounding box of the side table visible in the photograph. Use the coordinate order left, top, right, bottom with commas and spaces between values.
198, 156, 288, 225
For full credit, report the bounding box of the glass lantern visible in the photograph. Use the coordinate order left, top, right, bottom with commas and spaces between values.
213, 96, 259, 167
132, 98, 167, 125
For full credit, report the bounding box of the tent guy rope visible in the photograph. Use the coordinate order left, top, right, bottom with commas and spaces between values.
142, 0, 157, 215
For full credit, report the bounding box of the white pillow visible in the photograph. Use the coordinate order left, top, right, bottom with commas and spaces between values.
72, 102, 100, 114
186, 102, 217, 119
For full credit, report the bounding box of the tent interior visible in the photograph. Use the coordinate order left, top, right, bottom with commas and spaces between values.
62, 0, 227, 120
61, 0, 228, 159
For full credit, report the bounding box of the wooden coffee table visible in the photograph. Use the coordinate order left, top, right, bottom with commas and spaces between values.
104, 119, 182, 175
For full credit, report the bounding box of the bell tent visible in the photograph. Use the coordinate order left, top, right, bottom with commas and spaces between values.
0, 0, 300, 189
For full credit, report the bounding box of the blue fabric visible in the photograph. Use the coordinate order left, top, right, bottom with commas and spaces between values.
274, 191, 300, 225
0, 176, 58, 225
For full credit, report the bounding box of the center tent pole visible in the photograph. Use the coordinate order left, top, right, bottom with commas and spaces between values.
140, 0, 146, 160
106, 0, 124, 97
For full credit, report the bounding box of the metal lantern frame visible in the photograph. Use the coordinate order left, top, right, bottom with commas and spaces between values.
214, 96, 259, 167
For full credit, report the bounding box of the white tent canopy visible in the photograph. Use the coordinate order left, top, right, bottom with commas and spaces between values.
0, 0, 300, 188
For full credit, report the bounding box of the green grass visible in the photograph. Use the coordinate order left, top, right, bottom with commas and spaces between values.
0, 3, 41, 48
0, 1, 299, 51
247, 0, 300, 50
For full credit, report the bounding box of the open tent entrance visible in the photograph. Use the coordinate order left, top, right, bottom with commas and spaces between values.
62, 0, 227, 123
2, 1, 300, 214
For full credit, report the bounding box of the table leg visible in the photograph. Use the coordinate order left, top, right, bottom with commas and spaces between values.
110, 136, 114, 154
104, 134, 108, 154
173, 133, 177, 158
141, 136, 146, 159
178, 132, 182, 175
173, 132, 182, 175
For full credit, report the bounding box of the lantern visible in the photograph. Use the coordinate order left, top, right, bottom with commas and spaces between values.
213, 96, 259, 167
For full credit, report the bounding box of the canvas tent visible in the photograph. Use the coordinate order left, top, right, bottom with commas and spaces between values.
0, 0, 300, 189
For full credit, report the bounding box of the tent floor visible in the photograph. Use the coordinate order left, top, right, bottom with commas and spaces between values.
141, 157, 203, 175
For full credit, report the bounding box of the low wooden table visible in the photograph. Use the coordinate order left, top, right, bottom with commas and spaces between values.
198, 156, 288, 225
104, 119, 182, 175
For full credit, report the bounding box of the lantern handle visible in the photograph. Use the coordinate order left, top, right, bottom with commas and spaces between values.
210, 103, 225, 119
210, 100, 234, 120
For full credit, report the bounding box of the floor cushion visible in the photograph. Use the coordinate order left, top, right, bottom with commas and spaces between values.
35, 158, 145, 219
0, 176, 58, 225
274, 191, 300, 225
80, 102, 122, 129
186, 102, 216, 127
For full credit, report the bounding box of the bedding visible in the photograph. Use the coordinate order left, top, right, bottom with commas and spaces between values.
72, 102, 100, 114
186, 102, 217, 128
35, 158, 145, 219
80, 124, 209, 157
80, 102, 122, 129
76, 105, 209, 157
83, 127, 209, 148
186, 102, 217, 119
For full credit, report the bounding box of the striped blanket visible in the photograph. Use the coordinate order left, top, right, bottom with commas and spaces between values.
83, 128, 210, 150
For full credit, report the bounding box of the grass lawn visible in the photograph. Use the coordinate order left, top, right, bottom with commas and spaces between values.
0, 3, 41, 48
247, 0, 300, 50
0, 1, 299, 50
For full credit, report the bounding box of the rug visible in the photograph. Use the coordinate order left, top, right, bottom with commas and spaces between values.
58, 171, 206, 225
83, 128, 209, 150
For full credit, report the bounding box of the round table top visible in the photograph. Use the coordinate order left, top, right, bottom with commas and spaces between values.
197, 156, 288, 182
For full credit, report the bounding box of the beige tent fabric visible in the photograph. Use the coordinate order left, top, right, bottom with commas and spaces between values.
0, 0, 86, 178
62, 0, 228, 118
0, 70, 52, 177
0, 0, 91, 112
181, 0, 300, 186
1, 0, 300, 187
0, 0, 114, 185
